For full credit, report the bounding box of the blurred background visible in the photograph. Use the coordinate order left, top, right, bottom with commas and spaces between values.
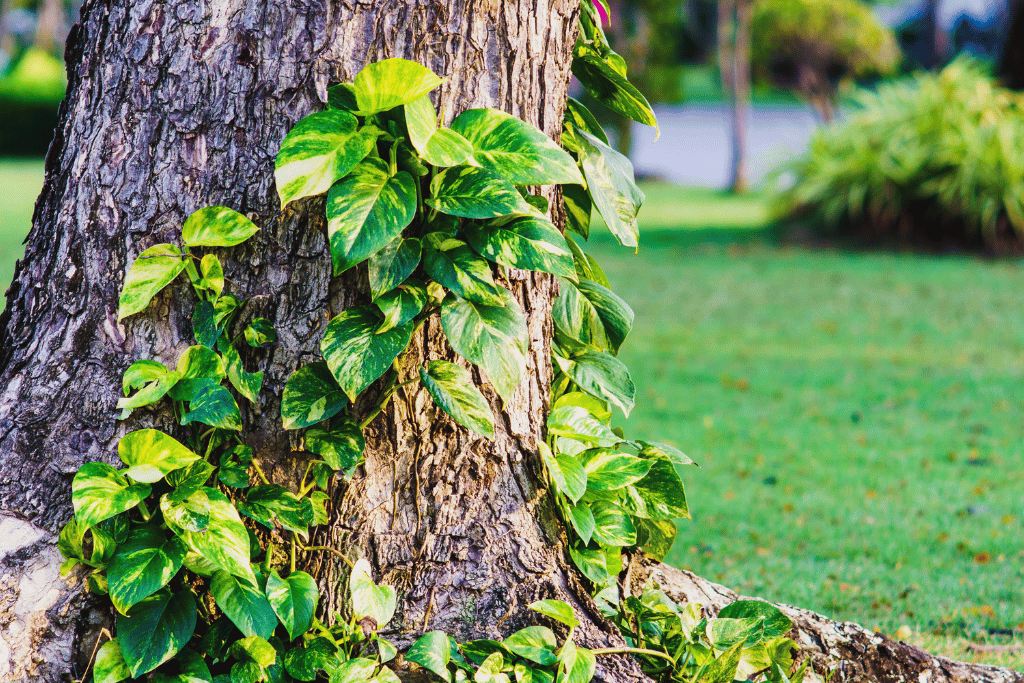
1, 0, 1023, 670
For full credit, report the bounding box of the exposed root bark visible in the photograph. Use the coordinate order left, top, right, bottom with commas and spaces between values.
643, 562, 1024, 683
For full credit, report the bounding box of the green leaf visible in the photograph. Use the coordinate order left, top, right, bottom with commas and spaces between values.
588, 501, 636, 547
118, 243, 187, 320
150, 648, 213, 683
229, 636, 278, 683
217, 336, 263, 405
182, 206, 259, 248
633, 517, 677, 562
465, 215, 575, 279
423, 236, 505, 306
561, 184, 592, 240
94, 639, 131, 683
284, 637, 338, 681
169, 487, 255, 582
582, 452, 651, 491
697, 641, 743, 683
306, 491, 330, 526
377, 637, 398, 664
320, 306, 416, 402
281, 362, 348, 430
193, 301, 219, 348
556, 351, 635, 418
621, 459, 689, 521
451, 109, 583, 186
419, 360, 495, 439
406, 95, 474, 167
426, 165, 533, 219
118, 429, 200, 484
553, 279, 632, 355
636, 440, 695, 467
328, 83, 358, 112
214, 294, 241, 328
305, 421, 365, 471
197, 254, 225, 300
239, 485, 311, 535
168, 345, 226, 402
329, 658, 392, 683
349, 558, 397, 629
210, 570, 278, 640
558, 645, 595, 683
529, 599, 580, 628
244, 319, 277, 347
326, 158, 417, 275
538, 442, 587, 503
375, 280, 428, 333
58, 519, 86, 562
352, 58, 443, 115
406, 631, 452, 683
571, 53, 658, 132
718, 600, 793, 639
275, 109, 377, 206
160, 487, 211, 533
71, 463, 151, 530
565, 501, 595, 545
551, 392, 610, 424
564, 97, 608, 145
118, 590, 197, 677
439, 289, 527, 402
503, 626, 557, 666
368, 236, 421, 300
546, 406, 617, 447
567, 544, 608, 584
266, 569, 318, 641
118, 359, 180, 419
181, 385, 242, 431
108, 526, 188, 614
475, 652, 509, 683
575, 131, 644, 248
562, 234, 609, 287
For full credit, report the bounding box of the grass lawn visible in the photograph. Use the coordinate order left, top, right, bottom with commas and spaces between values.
0, 163, 1020, 669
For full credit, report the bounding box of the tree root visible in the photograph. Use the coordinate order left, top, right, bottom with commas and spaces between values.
642, 562, 1023, 683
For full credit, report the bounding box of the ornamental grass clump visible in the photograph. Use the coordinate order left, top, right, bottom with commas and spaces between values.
782, 58, 1024, 252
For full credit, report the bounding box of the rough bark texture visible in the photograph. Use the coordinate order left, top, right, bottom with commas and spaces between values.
0, 1, 649, 680
643, 563, 1024, 683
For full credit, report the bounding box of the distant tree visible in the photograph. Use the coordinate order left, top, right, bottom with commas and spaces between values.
1000, 0, 1024, 89
750, 0, 900, 121
718, 0, 752, 192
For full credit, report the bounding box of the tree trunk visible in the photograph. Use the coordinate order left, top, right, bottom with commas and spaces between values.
726, 0, 750, 193
0, 1, 649, 680
999, 0, 1024, 89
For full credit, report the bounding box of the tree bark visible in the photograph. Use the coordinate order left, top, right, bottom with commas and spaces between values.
0, 1, 649, 680
726, 0, 750, 194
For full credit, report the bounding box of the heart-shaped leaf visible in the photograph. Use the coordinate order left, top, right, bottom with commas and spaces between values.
181, 206, 259, 248
439, 289, 527, 403
216, 336, 263, 405
465, 215, 575, 279
118, 244, 187, 321
406, 631, 452, 683
118, 359, 180, 420
426, 165, 533, 219
571, 52, 658, 132
546, 406, 617, 447
375, 280, 428, 333
160, 487, 211, 533
321, 306, 416, 402
265, 569, 319, 640
554, 351, 635, 418
581, 452, 651, 491
118, 429, 200, 484
553, 278, 633, 355
326, 158, 417, 275
352, 58, 443, 115
419, 360, 495, 439
108, 525, 187, 614
180, 385, 242, 431
305, 420, 365, 471
575, 130, 645, 248
94, 639, 131, 683
503, 626, 557, 666
168, 487, 254, 582
168, 345, 226, 402
423, 236, 505, 306
451, 108, 583, 185
210, 570, 278, 640
368, 236, 422, 300
537, 443, 587, 503
621, 459, 689, 521
528, 599, 579, 628
71, 463, 151, 531
281, 362, 348, 430
275, 109, 378, 206
118, 590, 197, 677
349, 558, 397, 629
588, 501, 636, 547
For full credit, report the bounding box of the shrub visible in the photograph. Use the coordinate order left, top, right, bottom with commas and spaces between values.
0, 48, 66, 156
781, 58, 1024, 252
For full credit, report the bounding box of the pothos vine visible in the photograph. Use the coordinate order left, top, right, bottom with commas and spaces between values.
60, 3, 811, 683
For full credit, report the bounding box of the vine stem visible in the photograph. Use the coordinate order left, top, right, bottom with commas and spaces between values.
290, 533, 297, 574
590, 647, 676, 664
359, 377, 418, 430
251, 459, 272, 485
300, 544, 355, 568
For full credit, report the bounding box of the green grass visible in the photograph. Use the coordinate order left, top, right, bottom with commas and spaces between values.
0, 162, 1019, 668
0, 159, 42, 296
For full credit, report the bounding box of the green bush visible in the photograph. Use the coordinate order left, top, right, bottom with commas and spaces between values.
0, 48, 66, 156
781, 59, 1024, 251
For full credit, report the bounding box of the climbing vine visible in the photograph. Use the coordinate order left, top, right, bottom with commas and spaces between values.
60, 3, 811, 683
